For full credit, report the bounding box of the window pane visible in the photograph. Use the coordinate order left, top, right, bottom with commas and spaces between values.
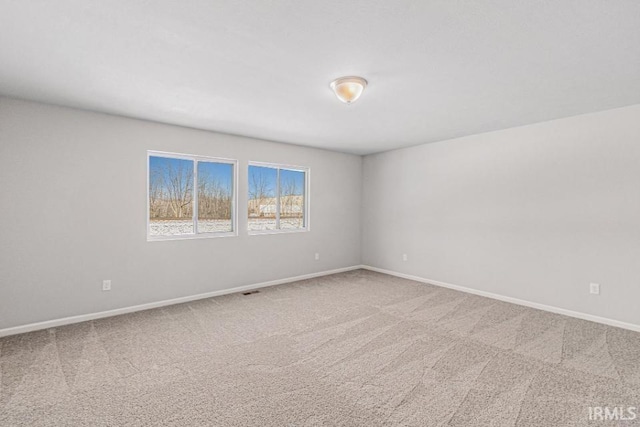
279, 169, 305, 229
197, 161, 233, 233
248, 165, 277, 231
149, 156, 194, 236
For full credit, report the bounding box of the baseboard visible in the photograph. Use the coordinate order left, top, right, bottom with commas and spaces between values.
361, 265, 640, 333
0, 265, 363, 338
6, 264, 637, 337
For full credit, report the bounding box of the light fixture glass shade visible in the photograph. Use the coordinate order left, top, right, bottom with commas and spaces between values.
330, 76, 367, 104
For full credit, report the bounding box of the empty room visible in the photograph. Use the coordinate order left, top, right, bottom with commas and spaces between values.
1, 1, 639, 426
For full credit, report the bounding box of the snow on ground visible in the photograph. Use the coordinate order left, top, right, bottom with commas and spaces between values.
150, 218, 304, 236
248, 218, 303, 231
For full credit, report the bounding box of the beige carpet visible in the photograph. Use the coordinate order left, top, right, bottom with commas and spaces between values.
1, 269, 639, 426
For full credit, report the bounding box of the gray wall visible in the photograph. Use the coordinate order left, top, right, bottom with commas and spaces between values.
363, 104, 640, 325
3, 96, 640, 330
0, 97, 363, 329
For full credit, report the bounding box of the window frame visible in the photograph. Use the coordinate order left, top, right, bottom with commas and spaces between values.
248, 161, 310, 236
147, 150, 238, 242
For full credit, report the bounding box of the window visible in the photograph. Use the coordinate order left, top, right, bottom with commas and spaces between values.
148, 151, 236, 240
248, 162, 309, 233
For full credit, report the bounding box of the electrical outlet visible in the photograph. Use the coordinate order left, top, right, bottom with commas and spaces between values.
402, 254, 408, 262
102, 280, 111, 291
315, 253, 320, 261
589, 283, 600, 295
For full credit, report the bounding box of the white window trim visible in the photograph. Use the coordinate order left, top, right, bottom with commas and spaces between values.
248, 161, 310, 236
147, 150, 238, 242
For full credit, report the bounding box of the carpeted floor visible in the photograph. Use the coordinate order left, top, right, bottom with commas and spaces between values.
1, 269, 639, 426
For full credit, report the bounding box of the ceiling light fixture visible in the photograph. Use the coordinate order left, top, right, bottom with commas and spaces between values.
330, 76, 367, 104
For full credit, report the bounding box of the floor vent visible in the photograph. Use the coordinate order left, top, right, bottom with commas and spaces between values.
242, 290, 260, 296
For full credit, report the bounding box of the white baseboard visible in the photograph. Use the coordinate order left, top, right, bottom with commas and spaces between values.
0, 265, 362, 338
361, 265, 640, 333
5, 265, 637, 337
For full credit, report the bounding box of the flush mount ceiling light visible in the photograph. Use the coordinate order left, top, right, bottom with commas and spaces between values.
330, 76, 368, 104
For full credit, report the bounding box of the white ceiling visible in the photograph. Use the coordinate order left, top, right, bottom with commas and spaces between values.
1, 1, 639, 155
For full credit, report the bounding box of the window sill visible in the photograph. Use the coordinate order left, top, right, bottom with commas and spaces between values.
147, 231, 238, 242
248, 228, 309, 236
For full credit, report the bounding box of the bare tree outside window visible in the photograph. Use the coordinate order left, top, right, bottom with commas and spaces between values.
248, 166, 277, 231
248, 164, 307, 232
279, 169, 305, 229
148, 153, 236, 238
149, 156, 194, 235
198, 161, 233, 233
